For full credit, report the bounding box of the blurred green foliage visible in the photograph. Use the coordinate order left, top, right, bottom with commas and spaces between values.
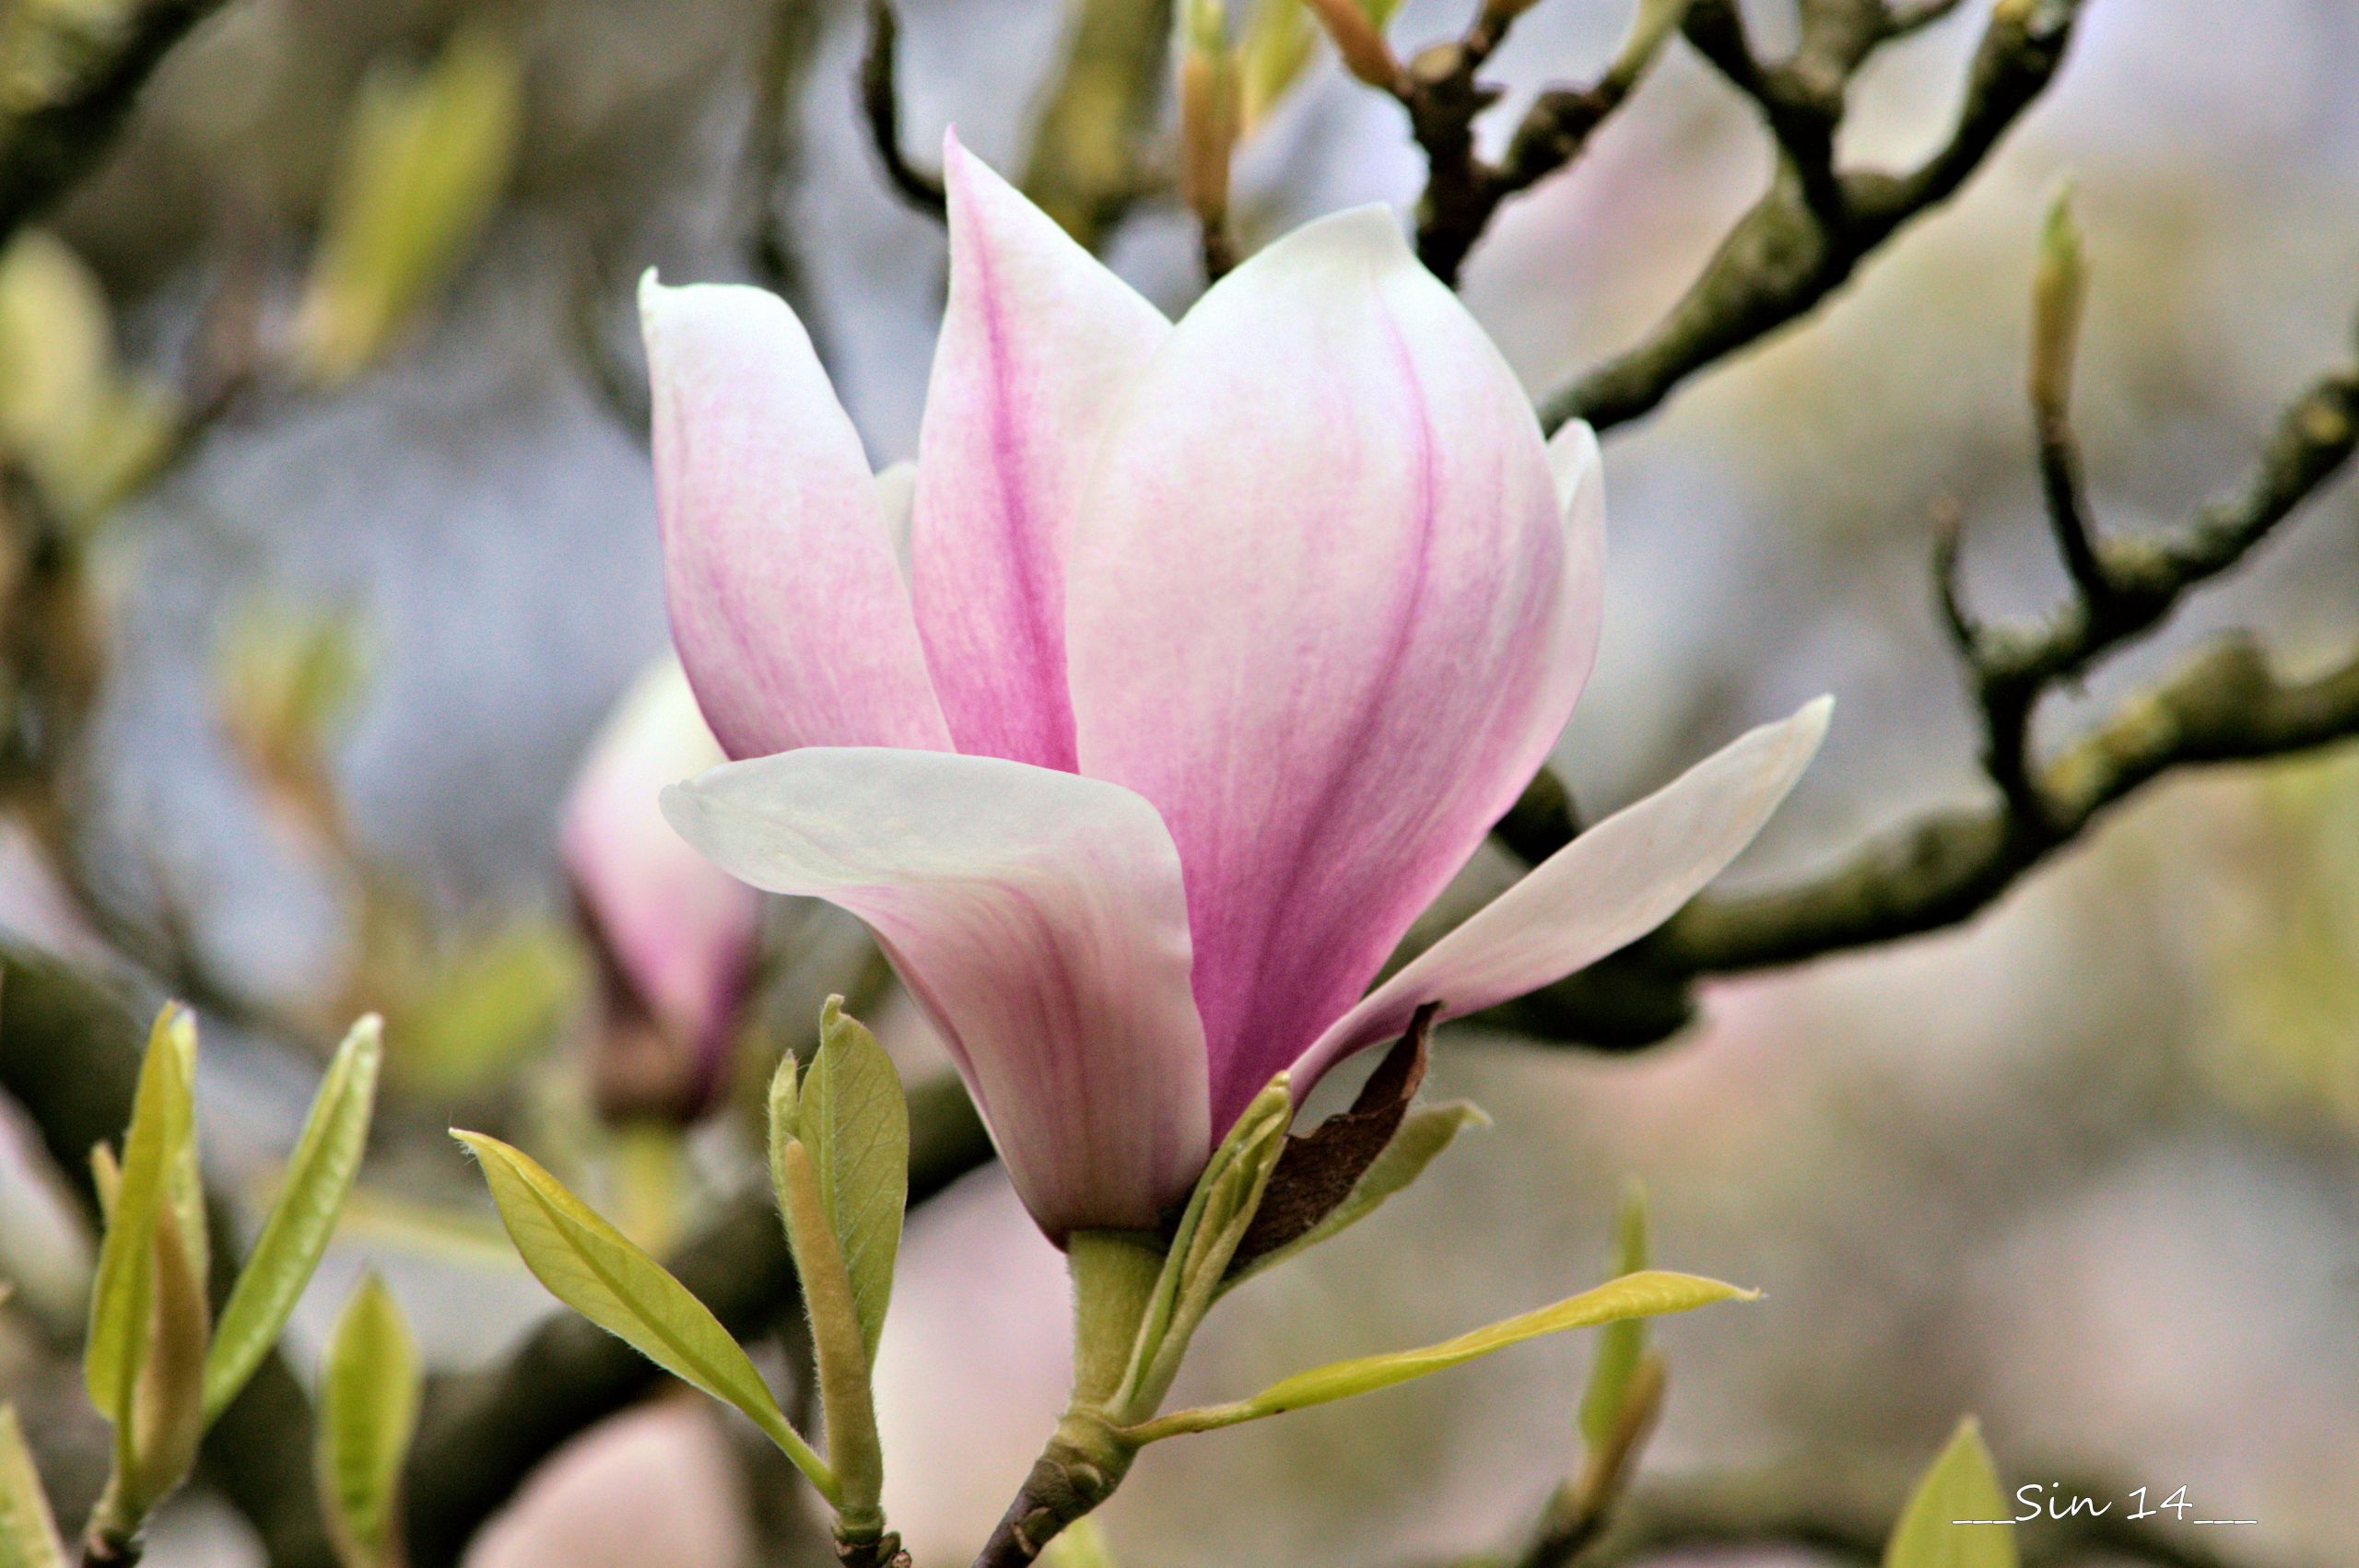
294, 25, 522, 386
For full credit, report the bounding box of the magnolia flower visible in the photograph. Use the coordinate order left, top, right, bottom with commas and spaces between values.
648, 134, 1829, 1241
563, 658, 761, 1118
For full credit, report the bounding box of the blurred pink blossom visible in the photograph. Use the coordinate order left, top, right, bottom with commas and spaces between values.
562, 658, 761, 1118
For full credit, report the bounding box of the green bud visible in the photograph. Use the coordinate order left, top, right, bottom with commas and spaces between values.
2029, 181, 2085, 427
294, 25, 523, 385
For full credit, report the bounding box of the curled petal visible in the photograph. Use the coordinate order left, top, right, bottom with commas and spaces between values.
910, 134, 1170, 769
562, 659, 759, 1064
663, 748, 1210, 1238
1292, 697, 1834, 1092
1067, 206, 1599, 1130
642, 276, 949, 759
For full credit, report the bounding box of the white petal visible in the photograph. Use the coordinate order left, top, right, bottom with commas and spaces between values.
1292, 697, 1834, 1086
663, 747, 1210, 1237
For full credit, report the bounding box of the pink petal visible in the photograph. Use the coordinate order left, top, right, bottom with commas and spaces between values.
1292, 697, 1833, 1091
562, 659, 760, 1062
662, 747, 1210, 1239
1064, 207, 1602, 1131
641, 275, 950, 759
908, 134, 1170, 769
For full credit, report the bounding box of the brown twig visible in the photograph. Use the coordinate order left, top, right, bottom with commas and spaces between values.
0, 0, 232, 243
1304, 0, 1673, 287
1496, 307, 2359, 1047
1540, 0, 2087, 435
857, 0, 946, 220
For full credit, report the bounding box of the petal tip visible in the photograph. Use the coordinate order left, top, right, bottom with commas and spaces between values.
1216, 202, 1415, 300
657, 778, 706, 839
1795, 692, 1836, 747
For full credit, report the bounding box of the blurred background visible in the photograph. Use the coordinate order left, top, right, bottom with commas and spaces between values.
2, 0, 2355, 1563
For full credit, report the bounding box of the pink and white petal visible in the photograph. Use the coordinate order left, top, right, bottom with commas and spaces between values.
662, 747, 1210, 1239
563, 659, 760, 1057
874, 460, 919, 578
642, 276, 950, 759
908, 134, 1170, 770
1291, 697, 1833, 1091
1066, 206, 1599, 1130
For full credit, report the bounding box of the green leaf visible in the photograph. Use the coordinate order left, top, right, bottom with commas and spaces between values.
453, 1130, 835, 1501
162, 1014, 207, 1300
1221, 1100, 1486, 1293
1114, 1074, 1293, 1421
773, 999, 908, 1363
1884, 1418, 2017, 1568
85, 1005, 198, 1442
115, 1199, 210, 1519
0, 1406, 66, 1568
777, 1137, 886, 1522
390, 918, 584, 1097
294, 25, 523, 383
205, 1015, 384, 1422
1129, 1270, 1755, 1442
0, 230, 178, 527
1579, 1181, 1651, 1451
315, 1274, 418, 1568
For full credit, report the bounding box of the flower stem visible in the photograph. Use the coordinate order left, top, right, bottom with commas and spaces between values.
970, 1234, 1161, 1567
970, 1415, 1133, 1568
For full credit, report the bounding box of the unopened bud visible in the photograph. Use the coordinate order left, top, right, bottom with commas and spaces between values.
1301, 0, 1402, 93
1180, 1, 1239, 244
1602, 0, 1695, 95
2029, 181, 2085, 426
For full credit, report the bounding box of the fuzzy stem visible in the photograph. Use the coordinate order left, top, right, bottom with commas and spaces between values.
967, 1235, 1162, 1567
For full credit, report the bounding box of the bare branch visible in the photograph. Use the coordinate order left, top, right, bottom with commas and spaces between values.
858, 0, 947, 219
0, 0, 230, 242
1541, 0, 2087, 435
1497, 318, 2359, 1047
1347, 0, 1677, 287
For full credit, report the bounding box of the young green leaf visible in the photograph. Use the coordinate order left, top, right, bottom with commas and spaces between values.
452, 1130, 835, 1502
205, 1015, 384, 1422
294, 25, 524, 383
114, 1200, 210, 1521
1115, 1075, 1292, 1421
0, 1405, 66, 1568
778, 1138, 886, 1522
162, 1015, 207, 1302
88, 1142, 121, 1223
1128, 1270, 1755, 1442
776, 999, 908, 1362
1220, 1100, 1486, 1293
86, 1005, 198, 1443
316, 1275, 419, 1568
1578, 1181, 1651, 1451
1884, 1417, 2017, 1568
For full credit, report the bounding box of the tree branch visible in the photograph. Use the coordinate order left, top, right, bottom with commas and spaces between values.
0, 0, 230, 243
1496, 310, 2359, 1047
857, 0, 946, 220
1540, 0, 2086, 436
